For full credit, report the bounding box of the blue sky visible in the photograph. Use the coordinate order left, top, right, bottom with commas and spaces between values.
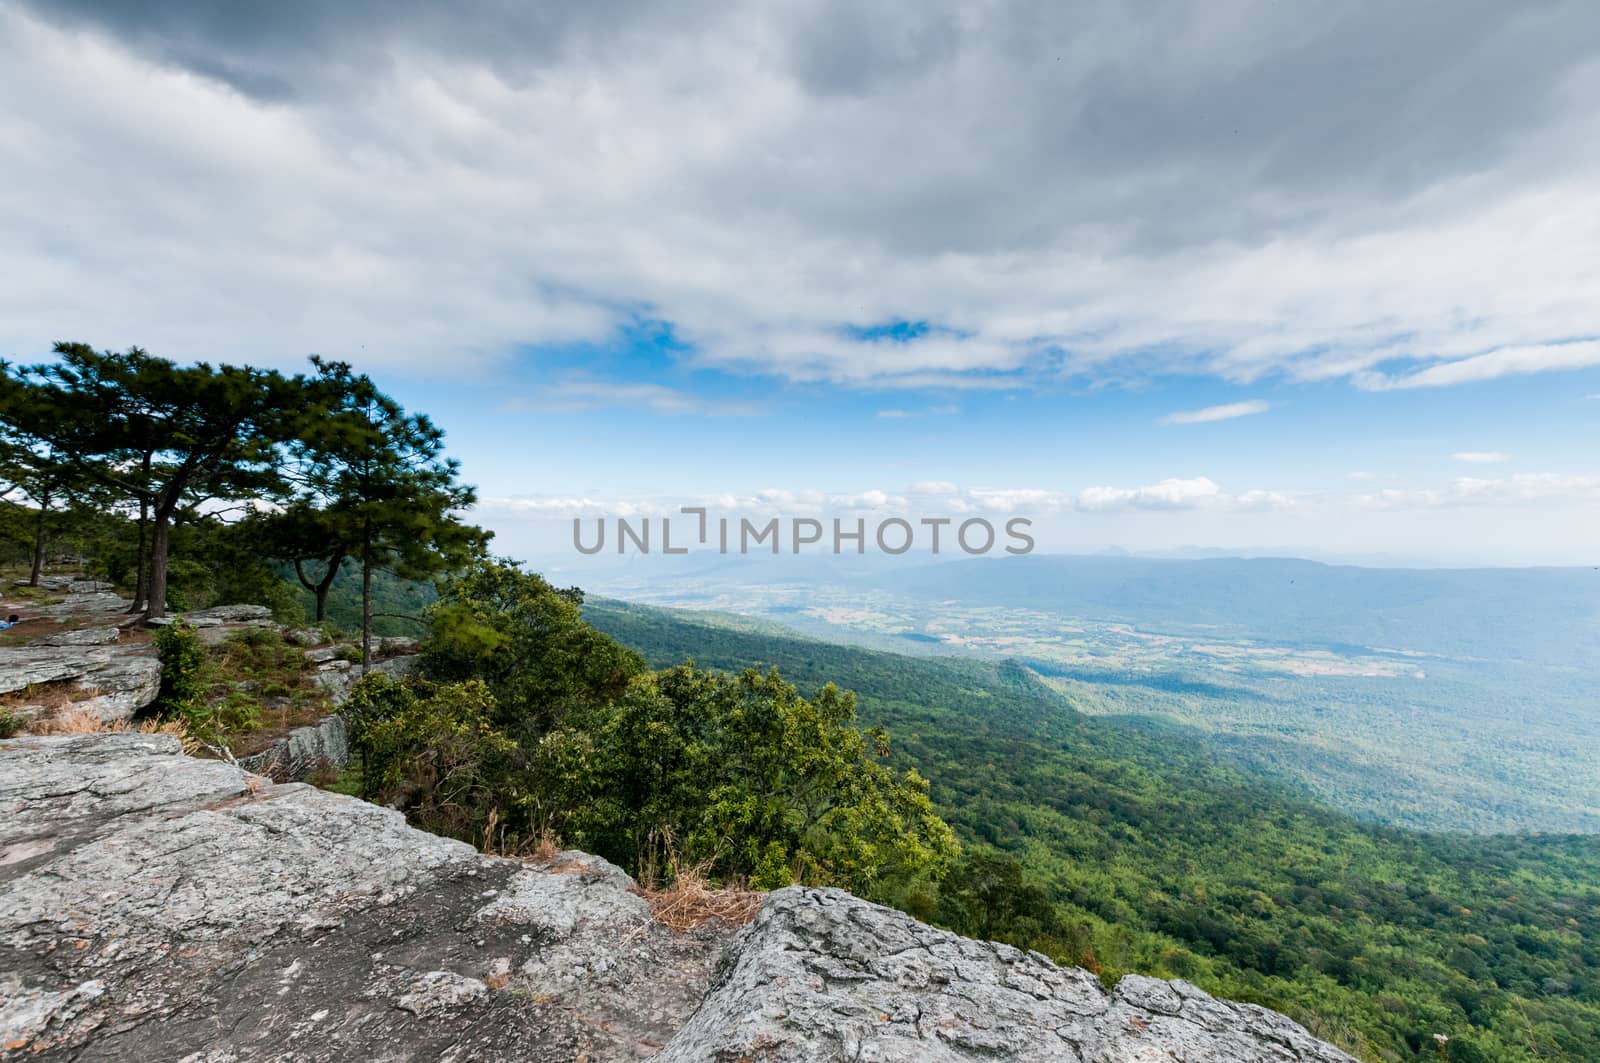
383, 326, 1600, 566
2, 2, 1598, 565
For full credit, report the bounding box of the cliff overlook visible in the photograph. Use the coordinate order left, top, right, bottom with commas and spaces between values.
0, 732, 1357, 1061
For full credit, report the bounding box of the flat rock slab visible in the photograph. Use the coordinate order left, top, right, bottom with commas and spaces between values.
182, 604, 276, 624
0, 736, 1357, 1063
0, 643, 160, 723
31, 627, 121, 648
0, 735, 728, 1061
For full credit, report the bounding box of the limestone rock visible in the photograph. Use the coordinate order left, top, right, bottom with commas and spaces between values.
0, 734, 727, 1061
32, 626, 121, 648
32, 591, 131, 618
0, 644, 160, 723
236, 713, 350, 780
182, 604, 275, 624
282, 628, 322, 647
371, 654, 418, 680
0, 736, 1359, 1063
659, 887, 1358, 1063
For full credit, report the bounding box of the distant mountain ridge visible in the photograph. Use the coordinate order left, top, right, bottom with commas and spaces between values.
876, 554, 1600, 664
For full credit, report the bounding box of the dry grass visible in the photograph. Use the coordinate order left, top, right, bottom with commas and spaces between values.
634, 865, 764, 932
26, 705, 195, 752
0, 680, 81, 713
479, 811, 564, 862
530, 826, 561, 862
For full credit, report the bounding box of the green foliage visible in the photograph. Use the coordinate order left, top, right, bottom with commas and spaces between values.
0, 343, 307, 617
0, 345, 487, 626
268, 357, 488, 653
422, 559, 646, 734
162, 518, 306, 622
0, 708, 22, 739
344, 675, 524, 841
935, 852, 1086, 969
347, 575, 958, 902
0, 498, 127, 582
153, 622, 205, 726
540, 664, 958, 894
288, 563, 436, 638
585, 598, 1600, 1063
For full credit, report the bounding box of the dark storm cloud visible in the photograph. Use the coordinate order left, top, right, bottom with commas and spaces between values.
22, 0, 1599, 254
2, 0, 1597, 387
23, 0, 719, 96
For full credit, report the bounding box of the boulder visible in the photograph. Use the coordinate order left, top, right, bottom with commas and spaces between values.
65, 655, 162, 722
236, 714, 350, 781
0, 643, 161, 723
372, 654, 418, 680
658, 887, 1358, 1062
32, 592, 130, 618
282, 628, 322, 647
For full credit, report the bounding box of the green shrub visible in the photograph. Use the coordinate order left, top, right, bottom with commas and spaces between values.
0, 708, 22, 739
153, 622, 205, 722
216, 691, 262, 733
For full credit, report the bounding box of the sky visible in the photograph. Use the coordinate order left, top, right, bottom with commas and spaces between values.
2, 1, 1598, 566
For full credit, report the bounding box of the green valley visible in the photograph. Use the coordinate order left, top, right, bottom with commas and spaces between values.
585, 597, 1600, 1063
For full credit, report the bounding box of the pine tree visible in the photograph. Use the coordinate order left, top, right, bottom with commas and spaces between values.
0, 344, 302, 618
275, 358, 486, 663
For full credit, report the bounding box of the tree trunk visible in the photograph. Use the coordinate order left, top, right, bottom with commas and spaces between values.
146, 509, 172, 620
129, 498, 149, 613
315, 555, 341, 624
28, 498, 48, 587
360, 550, 372, 673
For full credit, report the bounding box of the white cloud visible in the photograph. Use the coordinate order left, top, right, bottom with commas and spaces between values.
1076, 477, 1222, 512
1355, 473, 1600, 509
1452, 451, 1508, 463
1357, 341, 1600, 391
1236, 489, 1303, 510
1160, 400, 1271, 426
508, 378, 765, 416
967, 488, 1067, 513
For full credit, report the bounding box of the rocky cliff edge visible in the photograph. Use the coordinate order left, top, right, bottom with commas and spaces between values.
0, 733, 1357, 1062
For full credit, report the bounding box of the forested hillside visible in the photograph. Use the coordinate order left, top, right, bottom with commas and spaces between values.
585, 598, 1600, 1063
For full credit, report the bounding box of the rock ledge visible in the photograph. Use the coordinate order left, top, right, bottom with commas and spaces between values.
0, 734, 1355, 1062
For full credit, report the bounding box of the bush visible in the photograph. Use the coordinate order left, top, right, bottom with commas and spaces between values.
345, 674, 523, 843
538, 664, 959, 897
153, 622, 204, 723
0, 708, 22, 738
422, 559, 645, 734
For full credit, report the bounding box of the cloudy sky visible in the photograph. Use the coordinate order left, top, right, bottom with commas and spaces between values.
3, 1, 1598, 565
